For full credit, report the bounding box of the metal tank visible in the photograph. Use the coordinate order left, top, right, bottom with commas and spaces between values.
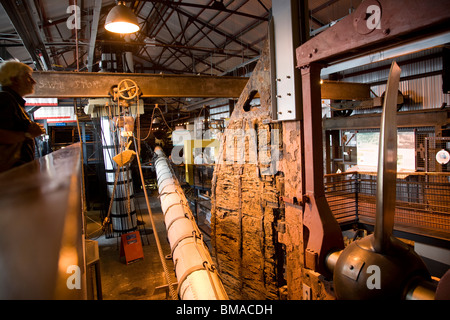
101, 116, 137, 234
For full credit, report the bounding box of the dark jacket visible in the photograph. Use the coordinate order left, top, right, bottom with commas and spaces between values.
0, 86, 34, 171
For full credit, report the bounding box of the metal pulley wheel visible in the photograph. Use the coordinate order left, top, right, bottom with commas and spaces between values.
117, 79, 140, 100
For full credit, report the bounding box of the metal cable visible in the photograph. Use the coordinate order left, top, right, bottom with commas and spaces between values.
135, 148, 178, 300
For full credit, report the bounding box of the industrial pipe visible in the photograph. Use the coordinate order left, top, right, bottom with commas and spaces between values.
154, 146, 228, 300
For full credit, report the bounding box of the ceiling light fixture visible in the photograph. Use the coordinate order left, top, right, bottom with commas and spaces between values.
105, 1, 139, 34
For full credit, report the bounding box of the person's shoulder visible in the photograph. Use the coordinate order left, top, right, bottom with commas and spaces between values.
0, 88, 14, 97
0, 89, 18, 103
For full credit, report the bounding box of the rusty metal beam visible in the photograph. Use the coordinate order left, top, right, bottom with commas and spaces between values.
297, 0, 450, 67
323, 108, 450, 131
29, 70, 367, 101
30, 71, 249, 98
301, 63, 344, 277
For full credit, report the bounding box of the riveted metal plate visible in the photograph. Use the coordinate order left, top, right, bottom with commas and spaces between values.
342, 254, 365, 281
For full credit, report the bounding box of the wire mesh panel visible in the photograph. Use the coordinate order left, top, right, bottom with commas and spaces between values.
355, 173, 377, 224
324, 173, 359, 225
425, 137, 450, 172
325, 172, 450, 240
415, 127, 435, 171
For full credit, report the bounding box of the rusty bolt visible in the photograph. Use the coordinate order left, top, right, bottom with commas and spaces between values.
302, 194, 310, 204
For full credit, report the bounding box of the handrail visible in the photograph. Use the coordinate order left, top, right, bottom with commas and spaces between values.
0, 143, 85, 299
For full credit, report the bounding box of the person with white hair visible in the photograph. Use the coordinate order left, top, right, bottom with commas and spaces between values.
0, 60, 45, 172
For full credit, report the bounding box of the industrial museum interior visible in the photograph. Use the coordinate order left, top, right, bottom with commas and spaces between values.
0, 0, 449, 301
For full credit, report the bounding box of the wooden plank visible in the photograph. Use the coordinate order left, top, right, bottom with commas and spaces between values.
321, 80, 371, 100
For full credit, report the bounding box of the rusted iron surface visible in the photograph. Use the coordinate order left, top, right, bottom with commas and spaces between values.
296, 0, 450, 67
300, 63, 345, 277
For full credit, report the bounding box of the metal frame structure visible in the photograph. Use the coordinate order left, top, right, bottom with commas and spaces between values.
293, 0, 450, 298
0, 1, 365, 76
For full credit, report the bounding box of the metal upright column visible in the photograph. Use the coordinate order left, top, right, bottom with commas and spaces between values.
300, 63, 344, 277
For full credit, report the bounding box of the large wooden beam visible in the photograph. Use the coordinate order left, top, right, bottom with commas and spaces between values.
30, 71, 250, 98
321, 80, 371, 100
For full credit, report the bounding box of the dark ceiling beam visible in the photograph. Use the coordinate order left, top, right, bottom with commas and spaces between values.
308, 0, 343, 28
48, 23, 70, 68
36, 0, 66, 69
87, 0, 102, 72
310, 15, 326, 27
144, 2, 173, 42
133, 53, 186, 74
137, 2, 222, 74
191, 14, 268, 74
179, 0, 261, 58
136, 1, 161, 42
257, 0, 269, 13
142, 0, 268, 21
0, 0, 52, 70
0, 46, 15, 60
310, 0, 341, 14
155, 0, 262, 74
135, 1, 168, 66
172, 0, 251, 71
152, 1, 214, 72
164, 3, 260, 56
149, 6, 201, 72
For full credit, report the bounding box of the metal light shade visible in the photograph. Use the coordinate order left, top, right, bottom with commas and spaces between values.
105, 2, 139, 34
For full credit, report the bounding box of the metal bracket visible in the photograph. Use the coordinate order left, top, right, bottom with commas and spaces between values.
269, 0, 302, 121
341, 254, 365, 281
